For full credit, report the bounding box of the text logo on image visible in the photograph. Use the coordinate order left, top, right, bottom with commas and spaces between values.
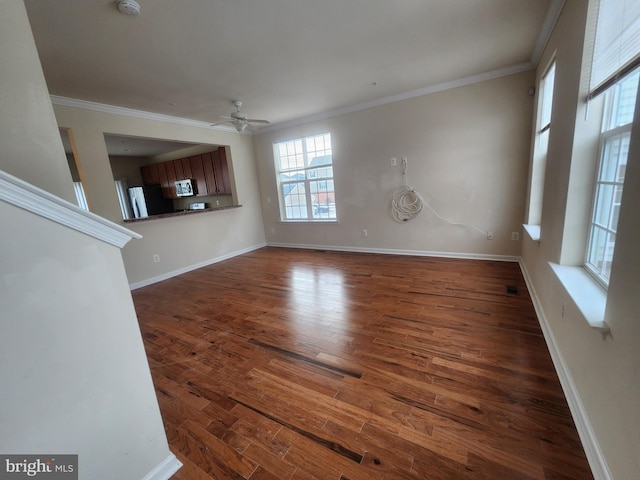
1, 455, 77, 479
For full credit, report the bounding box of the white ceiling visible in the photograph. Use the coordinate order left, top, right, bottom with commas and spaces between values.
25, 0, 561, 131
102, 134, 199, 157
61, 129, 199, 157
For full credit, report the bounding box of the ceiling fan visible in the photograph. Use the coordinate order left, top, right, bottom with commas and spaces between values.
211, 100, 270, 133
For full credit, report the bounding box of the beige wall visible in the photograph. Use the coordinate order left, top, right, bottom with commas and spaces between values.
8, 0, 637, 476
521, 1, 640, 478
0, 1, 75, 203
109, 154, 147, 185
52, 106, 267, 286
0, 1, 174, 478
253, 71, 534, 258
0, 202, 171, 479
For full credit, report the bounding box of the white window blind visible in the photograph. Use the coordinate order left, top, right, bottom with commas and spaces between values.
589, 0, 640, 98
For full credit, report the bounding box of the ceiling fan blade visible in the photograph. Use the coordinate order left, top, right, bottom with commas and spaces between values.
210, 120, 233, 126
214, 102, 270, 129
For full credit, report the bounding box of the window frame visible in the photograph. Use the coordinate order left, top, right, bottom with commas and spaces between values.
72, 181, 90, 211
273, 132, 338, 222
584, 69, 639, 287
525, 58, 557, 230
539, 61, 556, 137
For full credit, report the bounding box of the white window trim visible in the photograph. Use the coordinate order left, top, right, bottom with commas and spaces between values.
538, 60, 556, 135
274, 133, 338, 223
549, 263, 609, 334
526, 57, 557, 227
72, 181, 89, 211
584, 72, 638, 288
523, 224, 541, 242
114, 178, 132, 220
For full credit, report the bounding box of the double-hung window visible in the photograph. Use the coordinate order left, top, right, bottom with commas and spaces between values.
274, 133, 337, 221
527, 61, 556, 228
539, 62, 556, 147
584, 0, 640, 286
586, 69, 639, 285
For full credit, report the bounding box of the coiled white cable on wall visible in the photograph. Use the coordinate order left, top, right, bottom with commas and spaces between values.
391, 157, 488, 236
391, 158, 424, 222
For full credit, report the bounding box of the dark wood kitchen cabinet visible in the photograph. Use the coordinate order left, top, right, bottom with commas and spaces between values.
141, 162, 175, 199
212, 147, 232, 195
202, 151, 217, 195
181, 157, 192, 179
165, 161, 178, 198
189, 154, 207, 197
140, 147, 232, 198
156, 162, 172, 199
202, 147, 232, 195
173, 158, 184, 180
140, 164, 160, 185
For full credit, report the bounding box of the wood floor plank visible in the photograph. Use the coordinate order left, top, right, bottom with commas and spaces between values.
182, 419, 259, 479
132, 247, 593, 480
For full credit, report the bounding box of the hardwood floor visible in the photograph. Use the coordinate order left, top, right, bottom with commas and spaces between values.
132, 247, 593, 480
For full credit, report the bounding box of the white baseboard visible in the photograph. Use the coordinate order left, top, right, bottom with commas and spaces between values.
129, 242, 266, 290
141, 453, 182, 480
129, 241, 517, 291
267, 242, 520, 262
518, 259, 612, 480
129, 244, 609, 478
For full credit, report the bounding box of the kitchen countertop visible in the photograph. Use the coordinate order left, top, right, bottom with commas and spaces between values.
124, 204, 242, 223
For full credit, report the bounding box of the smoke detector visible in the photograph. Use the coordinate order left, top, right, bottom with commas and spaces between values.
116, 0, 141, 16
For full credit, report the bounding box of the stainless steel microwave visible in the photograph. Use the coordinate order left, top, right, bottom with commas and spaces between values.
175, 179, 195, 197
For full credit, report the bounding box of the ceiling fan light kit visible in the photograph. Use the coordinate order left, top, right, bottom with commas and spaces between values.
116, 0, 141, 16
211, 100, 270, 133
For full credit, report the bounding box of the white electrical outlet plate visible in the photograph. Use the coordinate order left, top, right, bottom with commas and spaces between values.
153, 254, 160, 263
511, 232, 520, 241
487, 231, 493, 240
362, 229, 368, 237
391, 157, 397, 166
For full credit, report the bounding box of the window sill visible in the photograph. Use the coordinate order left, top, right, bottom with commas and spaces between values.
279, 220, 339, 224
523, 224, 541, 242
548, 262, 610, 334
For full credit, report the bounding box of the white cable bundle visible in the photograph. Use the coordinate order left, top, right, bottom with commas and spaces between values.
391, 158, 424, 222
390, 157, 487, 235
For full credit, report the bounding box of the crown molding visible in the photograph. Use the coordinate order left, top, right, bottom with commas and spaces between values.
260, 62, 535, 133
50, 95, 238, 134
0, 170, 141, 249
530, 0, 566, 66
48, 2, 564, 138
51, 59, 539, 137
